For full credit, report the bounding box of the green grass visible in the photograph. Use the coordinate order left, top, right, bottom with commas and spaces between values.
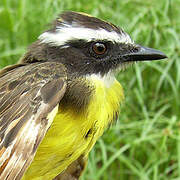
0, 0, 179, 179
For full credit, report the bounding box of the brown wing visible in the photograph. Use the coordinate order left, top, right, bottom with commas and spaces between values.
0, 62, 67, 180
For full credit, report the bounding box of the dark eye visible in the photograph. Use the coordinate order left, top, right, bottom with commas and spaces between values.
92, 42, 107, 55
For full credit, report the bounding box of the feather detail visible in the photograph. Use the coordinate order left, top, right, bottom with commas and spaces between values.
0, 62, 67, 180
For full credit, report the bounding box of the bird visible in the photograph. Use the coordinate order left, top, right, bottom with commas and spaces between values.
0, 11, 167, 180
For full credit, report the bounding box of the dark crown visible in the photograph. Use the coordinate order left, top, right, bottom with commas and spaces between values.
49, 11, 122, 34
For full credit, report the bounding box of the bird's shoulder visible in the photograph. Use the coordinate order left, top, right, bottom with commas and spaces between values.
0, 61, 67, 180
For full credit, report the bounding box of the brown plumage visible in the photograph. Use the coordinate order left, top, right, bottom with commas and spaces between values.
0, 11, 167, 180
0, 62, 67, 179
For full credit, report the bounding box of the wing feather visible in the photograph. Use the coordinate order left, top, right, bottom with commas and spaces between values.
0, 62, 67, 180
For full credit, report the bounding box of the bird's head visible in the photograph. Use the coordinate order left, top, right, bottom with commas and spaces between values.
21, 11, 167, 79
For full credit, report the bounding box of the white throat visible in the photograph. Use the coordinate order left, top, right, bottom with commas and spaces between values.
86, 72, 116, 88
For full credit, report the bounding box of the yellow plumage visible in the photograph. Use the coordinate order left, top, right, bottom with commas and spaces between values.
22, 78, 124, 180
0, 11, 166, 180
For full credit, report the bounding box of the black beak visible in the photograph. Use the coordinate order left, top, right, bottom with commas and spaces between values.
123, 45, 167, 62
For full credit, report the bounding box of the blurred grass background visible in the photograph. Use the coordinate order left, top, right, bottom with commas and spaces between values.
0, 0, 179, 179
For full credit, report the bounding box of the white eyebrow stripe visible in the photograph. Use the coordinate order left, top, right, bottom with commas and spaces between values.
39, 27, 133, 46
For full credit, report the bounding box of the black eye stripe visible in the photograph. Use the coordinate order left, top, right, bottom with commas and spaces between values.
66, 40, 111, 59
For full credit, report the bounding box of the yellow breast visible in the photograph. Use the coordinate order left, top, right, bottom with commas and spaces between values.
23, 78, 124, 180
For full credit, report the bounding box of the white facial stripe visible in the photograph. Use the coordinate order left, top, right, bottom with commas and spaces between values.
39, 26, 133, 46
